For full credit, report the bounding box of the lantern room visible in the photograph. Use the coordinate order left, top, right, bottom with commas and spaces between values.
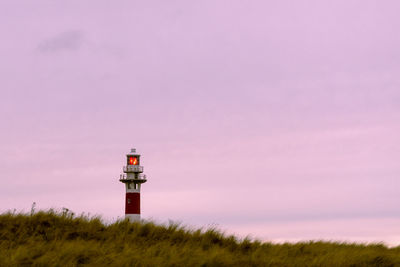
127, 149, 140, 166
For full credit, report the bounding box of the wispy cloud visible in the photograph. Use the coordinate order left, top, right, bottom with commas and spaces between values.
37, 30, 84, 53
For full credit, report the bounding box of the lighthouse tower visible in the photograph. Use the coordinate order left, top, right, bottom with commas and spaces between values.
119, 148, 147, 222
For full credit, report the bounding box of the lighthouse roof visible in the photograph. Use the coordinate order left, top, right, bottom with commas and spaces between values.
126, 148, 140, 156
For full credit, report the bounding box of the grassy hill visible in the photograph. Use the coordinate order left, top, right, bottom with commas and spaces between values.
0, 209, 399, 266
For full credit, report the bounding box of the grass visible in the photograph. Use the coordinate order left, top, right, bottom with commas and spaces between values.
0, 209, 399, 266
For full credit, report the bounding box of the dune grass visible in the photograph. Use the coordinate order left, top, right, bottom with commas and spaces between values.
0, 209, 399, 266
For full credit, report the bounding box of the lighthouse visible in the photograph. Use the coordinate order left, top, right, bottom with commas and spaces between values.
119, 148, 148, 222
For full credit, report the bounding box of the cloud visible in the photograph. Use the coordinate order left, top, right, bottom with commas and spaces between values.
37, 30, 84, 53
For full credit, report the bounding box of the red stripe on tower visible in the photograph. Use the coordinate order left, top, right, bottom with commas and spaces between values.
125, 192, 140, 214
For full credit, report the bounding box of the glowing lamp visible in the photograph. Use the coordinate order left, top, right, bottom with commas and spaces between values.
128, 156, 138, 165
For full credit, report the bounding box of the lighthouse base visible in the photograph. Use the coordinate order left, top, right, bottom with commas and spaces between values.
126, 214, 141, 222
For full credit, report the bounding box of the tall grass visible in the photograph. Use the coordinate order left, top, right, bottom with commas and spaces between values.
0, 209, 399, 266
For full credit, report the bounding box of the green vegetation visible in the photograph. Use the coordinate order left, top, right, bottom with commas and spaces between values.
0, 209, 399, 266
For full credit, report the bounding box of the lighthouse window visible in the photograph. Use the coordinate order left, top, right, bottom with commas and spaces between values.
128, 156, 139, 165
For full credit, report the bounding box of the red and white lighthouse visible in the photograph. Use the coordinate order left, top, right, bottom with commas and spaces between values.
119, 148, 148, 221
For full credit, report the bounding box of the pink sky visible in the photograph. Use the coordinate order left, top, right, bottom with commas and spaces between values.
1, 0, 400, 245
